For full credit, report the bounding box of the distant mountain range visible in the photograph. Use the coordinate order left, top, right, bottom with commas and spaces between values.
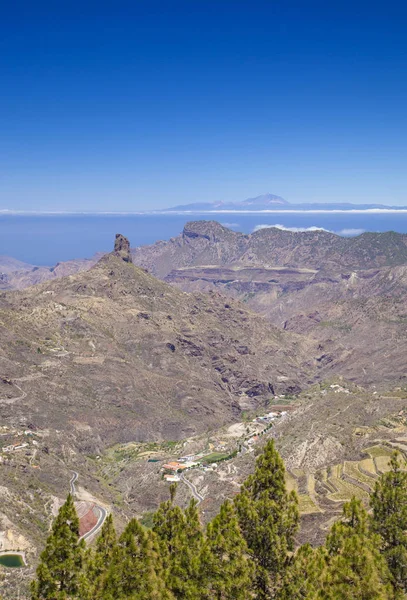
161, 193, 407, 212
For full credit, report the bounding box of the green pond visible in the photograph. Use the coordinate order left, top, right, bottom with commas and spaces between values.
0, 553, 25, 568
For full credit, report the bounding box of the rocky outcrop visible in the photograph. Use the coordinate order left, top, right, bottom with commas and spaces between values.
112, 234, 132, 263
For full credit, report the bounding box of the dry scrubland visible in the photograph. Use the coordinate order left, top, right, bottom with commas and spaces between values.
2, 229, 407, 598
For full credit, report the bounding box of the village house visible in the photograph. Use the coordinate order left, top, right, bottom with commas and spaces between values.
162, 461, 188, 472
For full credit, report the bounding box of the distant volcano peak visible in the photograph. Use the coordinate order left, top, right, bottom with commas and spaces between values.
240, 193, 288, 206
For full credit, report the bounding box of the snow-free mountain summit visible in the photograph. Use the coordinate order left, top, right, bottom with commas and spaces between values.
161, 193, 407, 212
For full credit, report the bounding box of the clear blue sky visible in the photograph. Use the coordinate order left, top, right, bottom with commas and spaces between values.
1, 1, 407, 210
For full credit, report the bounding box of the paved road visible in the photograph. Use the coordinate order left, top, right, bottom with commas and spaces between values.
69, 471, 78, 497
69, 471, 107, 541
180, 473, 204, 504
82, 504, 108, 542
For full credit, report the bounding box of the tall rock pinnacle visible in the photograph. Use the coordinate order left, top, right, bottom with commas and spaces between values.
113, 233, 132, 263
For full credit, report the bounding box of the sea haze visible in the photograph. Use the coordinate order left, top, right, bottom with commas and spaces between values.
2, 212, 407, 265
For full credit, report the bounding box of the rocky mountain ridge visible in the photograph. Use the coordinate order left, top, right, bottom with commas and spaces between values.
0, 255, 101, 291
131, 222, 407, 388
132, 221, 407, 277
3, 221, 407, 290
2, 223, 407, 391
0, 235, 314, 448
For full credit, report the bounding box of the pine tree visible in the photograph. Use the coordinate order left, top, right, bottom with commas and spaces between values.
279, 543, 325, 600
370, 451, 407, 592
200, 500, 254, 599
31, 493, 85, 600
320, 498, 393, 600
101, 517, 173, 600
153, 486, 202, 599
234, 440, 299, 599
184, 498, 204, 559
84, 513, 117, 599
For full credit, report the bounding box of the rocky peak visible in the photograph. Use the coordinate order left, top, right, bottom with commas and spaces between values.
112, 233, 132, 263
182, 221, 239, 242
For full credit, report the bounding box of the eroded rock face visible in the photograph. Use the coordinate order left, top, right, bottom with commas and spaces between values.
113, 233, 132, 263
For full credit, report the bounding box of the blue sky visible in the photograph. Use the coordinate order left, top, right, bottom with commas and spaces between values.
1, 1, 407, 210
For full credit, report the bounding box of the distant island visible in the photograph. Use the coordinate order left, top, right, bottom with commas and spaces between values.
159, 193, 407, 213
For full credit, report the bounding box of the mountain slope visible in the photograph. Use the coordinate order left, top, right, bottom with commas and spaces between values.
0, 237, 314, 452
132, 221, 407, 277
0, 255, 100, 291
165, 262, 407, 388
131, 222, 407, 388
0, 255, 35, 273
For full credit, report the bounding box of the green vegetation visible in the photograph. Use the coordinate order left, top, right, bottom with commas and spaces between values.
31, 443, 407, 599
202, 450, 237, 464
139, 511, 155, 529
235, 440, 299, 599
201, 452, 229, 463
31, 494, 86, 600
371, 452, 407, 594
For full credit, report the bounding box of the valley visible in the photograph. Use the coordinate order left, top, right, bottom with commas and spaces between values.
1, 226, 407, 598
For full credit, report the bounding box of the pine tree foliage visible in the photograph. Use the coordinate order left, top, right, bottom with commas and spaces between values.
30, 444, 407, 600
153, 486, 202, 599
234, 439, 299, 599
184, 498, 204, 559
102, 517, 173, 600
83, 513, 117, 599
279, 543, 325, 600
370, 451, 407, 592
31, 494, 85, 600
199, 500, 254, 600
321, 498, 393, 600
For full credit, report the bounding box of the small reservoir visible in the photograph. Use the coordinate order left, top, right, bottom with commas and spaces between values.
0, 553, 25, 568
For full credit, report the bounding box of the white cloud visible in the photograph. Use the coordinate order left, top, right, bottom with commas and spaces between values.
337, 228, 365, 236
253, 224, 330, 233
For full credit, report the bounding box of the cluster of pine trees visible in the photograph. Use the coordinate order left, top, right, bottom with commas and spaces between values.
29, 441, 407, 599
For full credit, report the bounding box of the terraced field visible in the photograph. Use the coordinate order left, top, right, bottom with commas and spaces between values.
285, 471, 321, 514
327, 471, 370, 502
343, 461, 376, 489
358, 457, 376, 475
364, 444, 394, 459
286, 443, 407, 515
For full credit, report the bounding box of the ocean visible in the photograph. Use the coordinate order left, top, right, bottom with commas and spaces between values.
2, 212, 407, 266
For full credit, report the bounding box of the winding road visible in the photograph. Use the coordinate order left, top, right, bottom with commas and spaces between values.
69, 471, 107, 541
69, 471, 78, 496
180, 473, 204, 504
82, 504, 108, 542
